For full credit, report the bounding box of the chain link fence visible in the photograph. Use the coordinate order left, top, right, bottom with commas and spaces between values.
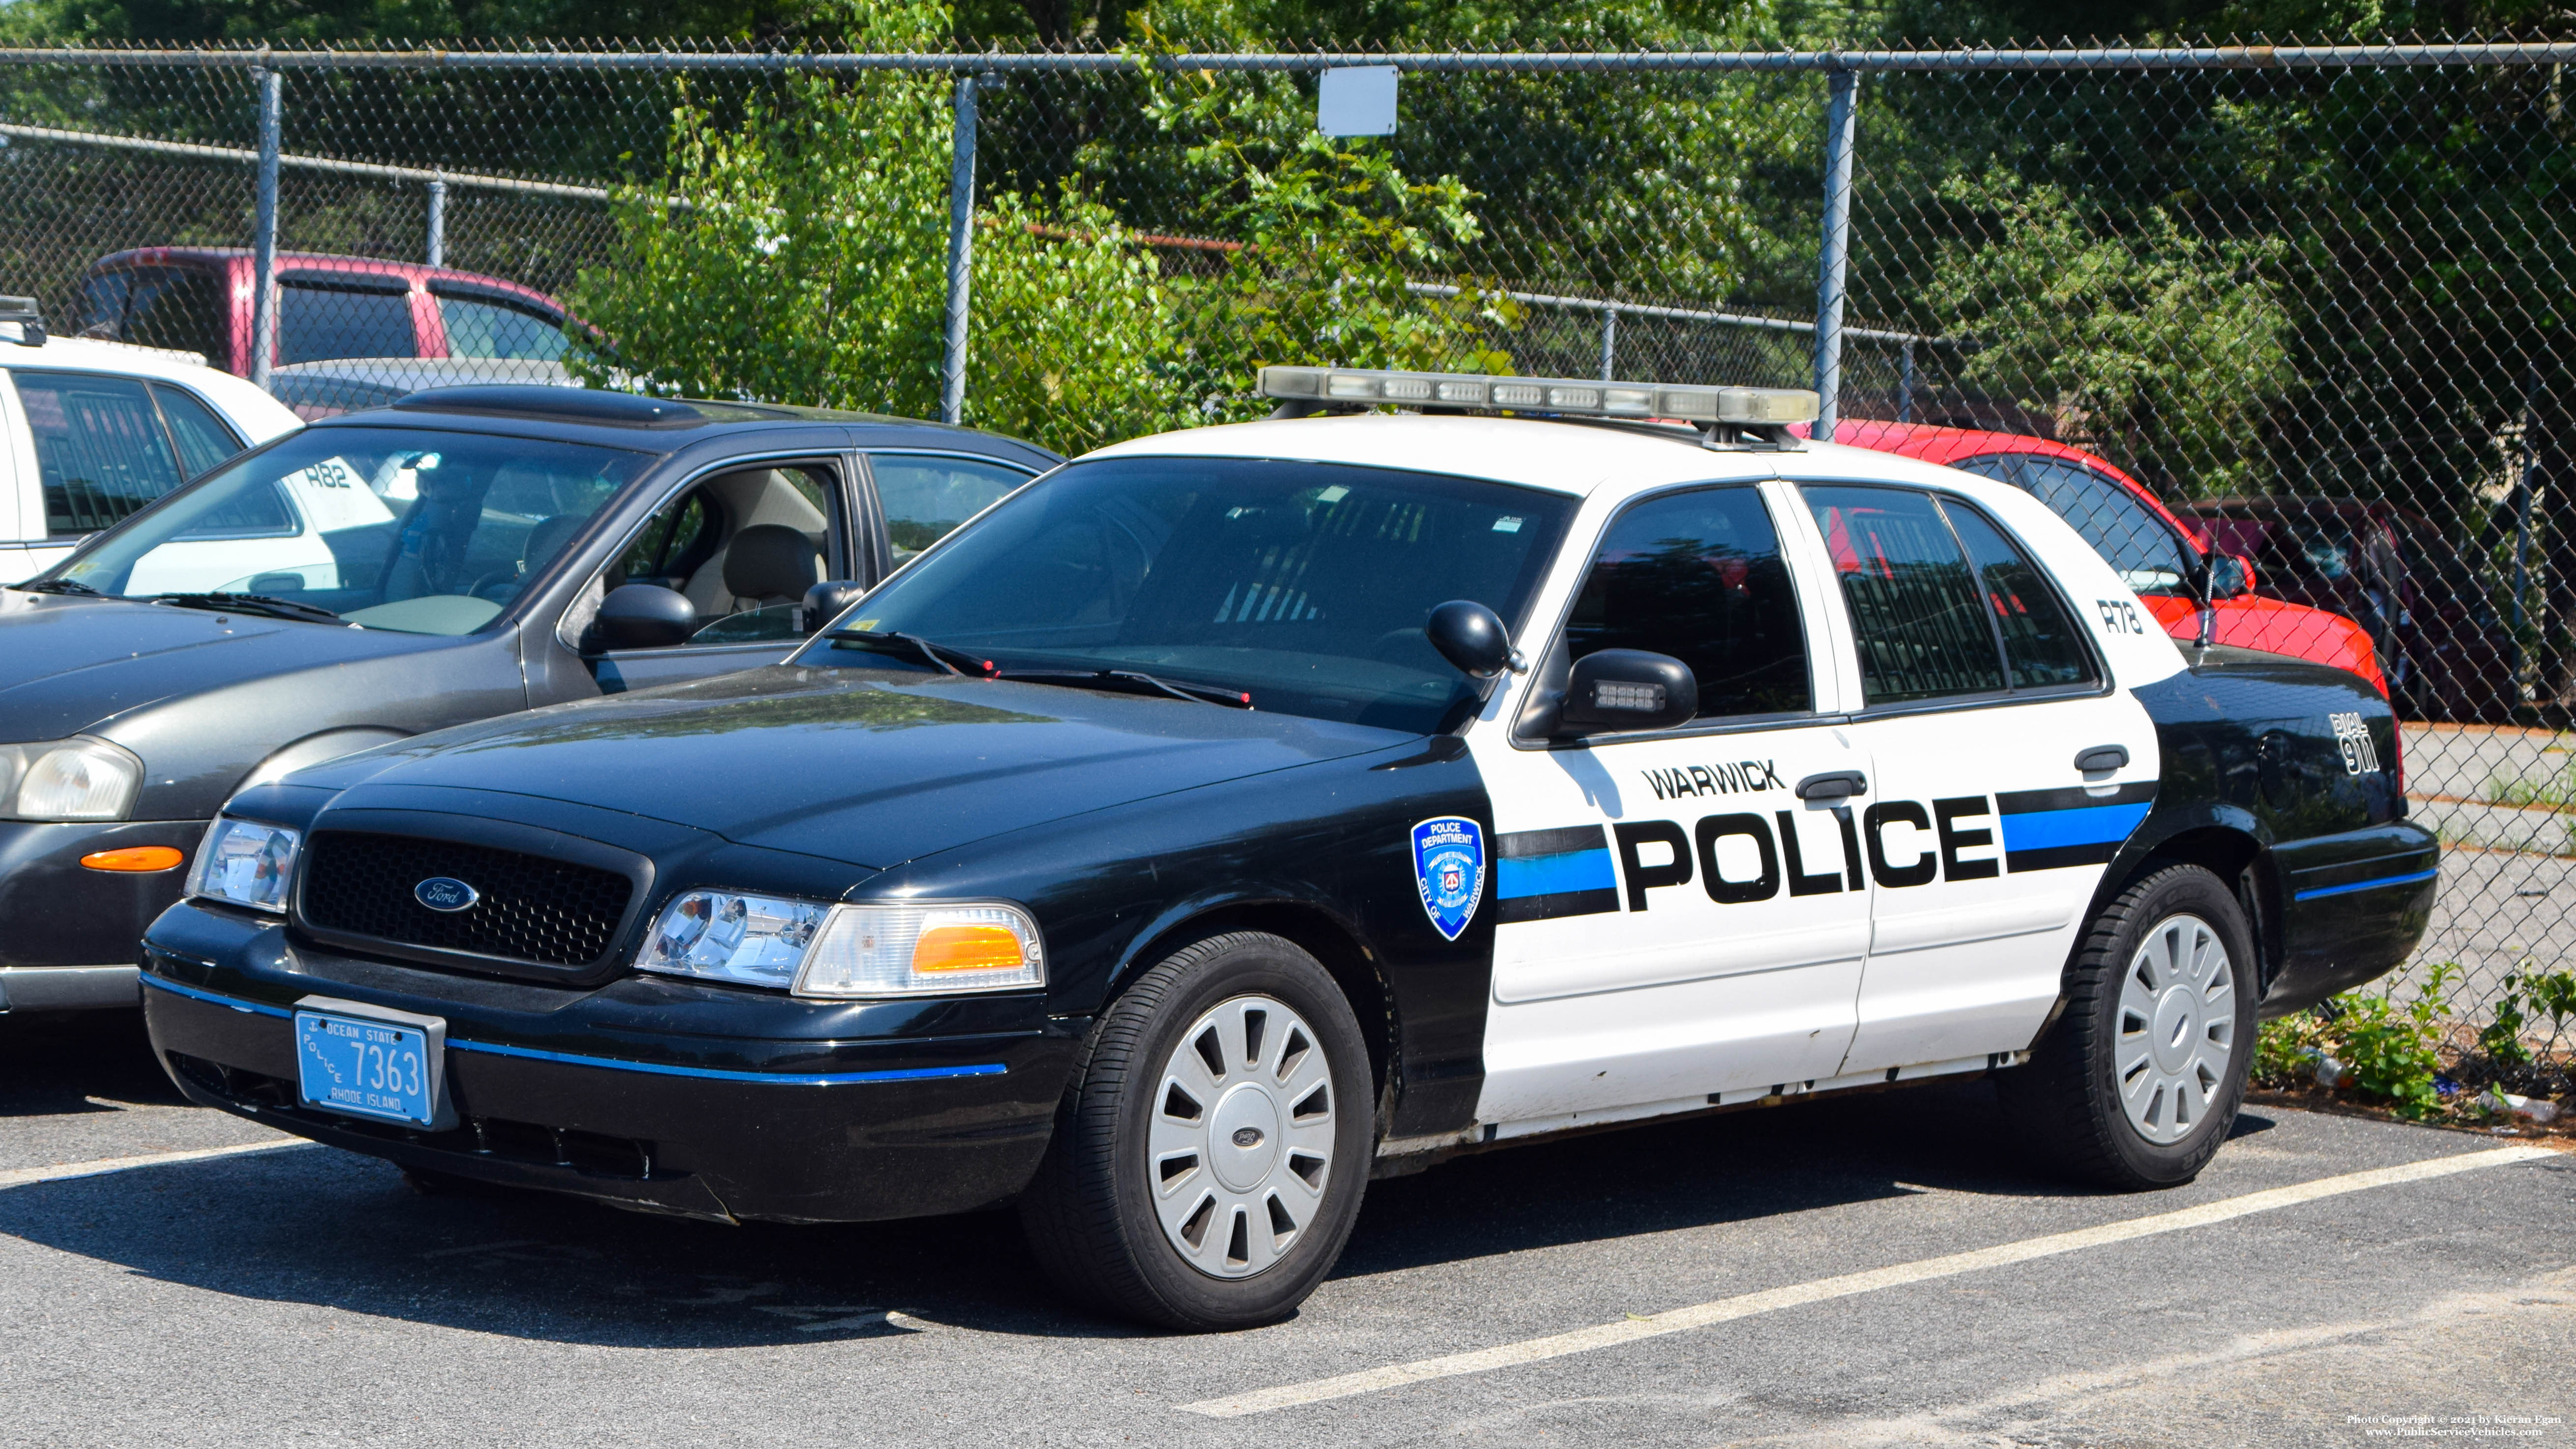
1, 40, 2570, 1092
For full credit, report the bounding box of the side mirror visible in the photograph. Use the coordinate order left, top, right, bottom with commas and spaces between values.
594, 583, 697, 651
801, 580, 867, 635
2197, 552, 2257, 602
1557, 650, 1698, 735
1426, 599, 1519, 679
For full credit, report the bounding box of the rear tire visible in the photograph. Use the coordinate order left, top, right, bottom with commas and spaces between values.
1018, 931, 1373, 1331
1998, 864, 2256, 1190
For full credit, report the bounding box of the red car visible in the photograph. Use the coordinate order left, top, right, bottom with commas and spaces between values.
2189, 498, 2517, 723
1833, 420, 2386, 694
74, 248, 569, 380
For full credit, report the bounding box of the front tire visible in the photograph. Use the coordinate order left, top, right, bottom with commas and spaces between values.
1018, 931, 1373, 1331
1999, 864, 2257, 1189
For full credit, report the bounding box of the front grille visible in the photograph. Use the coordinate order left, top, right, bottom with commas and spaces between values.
300, 830, 635, 967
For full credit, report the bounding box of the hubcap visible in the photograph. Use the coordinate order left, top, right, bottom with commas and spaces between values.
2114, 914, 2237, 1145
1147, 995, 1336, 1279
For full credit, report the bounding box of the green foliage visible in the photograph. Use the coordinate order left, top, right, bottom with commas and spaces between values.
1920, 170, 2295, 496
2253, 964, 2458, 1120
2476, 967, 2576, 1068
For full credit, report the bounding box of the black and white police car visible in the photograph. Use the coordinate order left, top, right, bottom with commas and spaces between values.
140, 367, 2434, 1330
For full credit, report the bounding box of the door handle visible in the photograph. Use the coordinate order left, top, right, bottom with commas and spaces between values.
1795, 769, 1869, 801
2075, 744, 2131, 773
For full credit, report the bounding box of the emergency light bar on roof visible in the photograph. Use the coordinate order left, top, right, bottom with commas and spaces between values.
1257, 364, 1817, 433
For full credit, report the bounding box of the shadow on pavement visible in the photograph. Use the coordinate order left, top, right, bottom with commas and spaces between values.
0, 1074, 2138, 1348
0, 1008, 187, 1117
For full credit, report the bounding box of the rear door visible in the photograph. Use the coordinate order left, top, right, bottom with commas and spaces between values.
1469, 479, 1875, 1132
1804, 483, 2159, 1074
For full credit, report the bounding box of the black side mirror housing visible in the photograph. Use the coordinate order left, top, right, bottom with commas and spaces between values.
1556, 650, 1698, 735
801, 580, 867, 635
1427, 599, 1518, 678
594, 583, 698, 651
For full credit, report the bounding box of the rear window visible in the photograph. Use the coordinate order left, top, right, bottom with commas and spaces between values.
280, 281, 419, 365
83, 266, 229, 362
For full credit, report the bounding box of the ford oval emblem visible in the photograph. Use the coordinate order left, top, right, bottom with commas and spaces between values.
414, 877, 479, 913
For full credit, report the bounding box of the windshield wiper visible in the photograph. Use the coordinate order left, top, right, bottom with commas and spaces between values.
9, 577, 100, 596
148, 591, 351, 626
820, 628, 993, 677
997, 668, 1255, 710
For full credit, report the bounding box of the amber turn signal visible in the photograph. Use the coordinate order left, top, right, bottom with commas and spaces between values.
910, 923, 1027, 973
80, 846, 183, 873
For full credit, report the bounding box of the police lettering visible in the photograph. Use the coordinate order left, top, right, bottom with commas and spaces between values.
1614, 797, 2001, 909
1642, 759, 1785, 801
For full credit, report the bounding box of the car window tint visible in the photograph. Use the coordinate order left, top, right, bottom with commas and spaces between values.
825, 456, 1575, 734
116, 267, 230, 361
78, 271, 131, 336
59, 428, 646, 635
1806, 485, 2006, 704
1564, 485, 1810, 717
279, 283, 417, 365
871, 453, 1032, 561
2008, 460, 2196, 597
437, 296, 568, 362
1944, 503, 2098, 690
1949, 454, 2025, 485
14, 371, 183, 534
150, 384, 243, 478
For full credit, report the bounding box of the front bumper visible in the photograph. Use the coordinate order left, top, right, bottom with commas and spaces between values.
0, 819, 203, 980
140, 902, 1082, 1224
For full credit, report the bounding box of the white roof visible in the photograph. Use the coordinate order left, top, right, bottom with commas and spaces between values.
1085, 412, 1976, 503
0, 325, 301, 444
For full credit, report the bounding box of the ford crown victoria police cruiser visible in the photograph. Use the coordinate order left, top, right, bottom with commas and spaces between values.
138, 369, 2433, 1331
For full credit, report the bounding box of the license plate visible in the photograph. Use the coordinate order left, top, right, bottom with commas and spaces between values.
294, 1007, 440, 1127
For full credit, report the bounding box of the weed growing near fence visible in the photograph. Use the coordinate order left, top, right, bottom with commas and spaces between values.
2255, 963, 2575, 1126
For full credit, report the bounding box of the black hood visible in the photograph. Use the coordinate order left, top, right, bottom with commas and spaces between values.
293, 666, 1418, 869
0, 594, 463, 743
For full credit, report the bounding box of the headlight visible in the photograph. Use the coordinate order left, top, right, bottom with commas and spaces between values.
796, 902, 1045, 999
0, 738, 144, 821
635, 889, 829, 989
630, 893, 1046, 998
187, 817, 301, 913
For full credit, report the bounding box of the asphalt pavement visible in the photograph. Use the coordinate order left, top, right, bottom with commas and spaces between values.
3, 1008, 2570, 1449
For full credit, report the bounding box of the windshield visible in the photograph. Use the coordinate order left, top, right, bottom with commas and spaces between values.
801, 456, 1577, 734
50, 427, 649, 635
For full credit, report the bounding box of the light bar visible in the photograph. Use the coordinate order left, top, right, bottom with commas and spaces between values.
1259, 365, 1818, 426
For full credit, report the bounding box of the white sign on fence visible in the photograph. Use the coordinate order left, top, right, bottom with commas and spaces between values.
1317, 66, 1399, 137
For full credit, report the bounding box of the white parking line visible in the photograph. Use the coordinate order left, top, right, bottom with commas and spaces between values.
1179, 1144, 2559, 1418
0, 1138, 314, 1191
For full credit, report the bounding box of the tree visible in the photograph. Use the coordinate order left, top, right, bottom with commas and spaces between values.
1921, 170, 2293, 494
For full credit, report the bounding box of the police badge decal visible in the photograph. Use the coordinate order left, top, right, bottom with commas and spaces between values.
1410, 816, 1487, 942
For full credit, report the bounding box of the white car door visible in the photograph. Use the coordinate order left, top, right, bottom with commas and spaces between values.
1800, 481, 2161, 1074
1469, 478, 1875, 1135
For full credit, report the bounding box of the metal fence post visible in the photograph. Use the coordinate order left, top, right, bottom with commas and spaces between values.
940, 73, 980, 427
1811, 63, 1859, 441
426, 177, 447, 267
249, 65, 282, 391
1599, 305, 1617, 381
